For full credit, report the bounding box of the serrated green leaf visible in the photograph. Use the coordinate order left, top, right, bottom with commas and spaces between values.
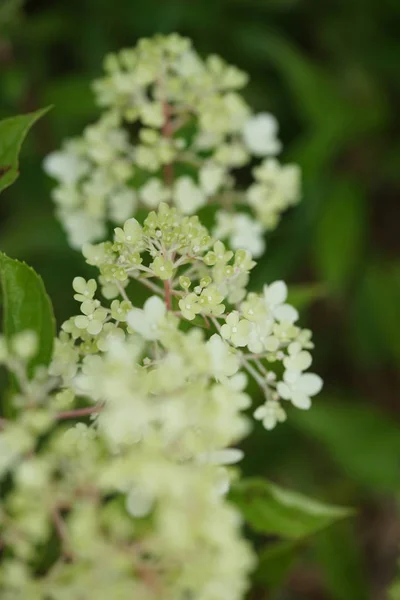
230, 478, 352, 539
0, 107, 50, 193
0, 252, 56, 374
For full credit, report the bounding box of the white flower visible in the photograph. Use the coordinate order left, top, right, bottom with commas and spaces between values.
213, 212, 265, 257
247, 321, 278, 354
63, 212, 106, 248
199, 163, 226, 196
221, 312, 251, 348
263, 281, 298, 323
254, 400, 287, 430
229, 214, 265, 257
74, 300, 108, 336
126, 486, 154, 518
277, 370, 323, 409
109, 188, 137, 223
114, 217, 142, 245
11, 331, 38, 360
43, 150, 89, 185
72, 277, 97, 302
127, 295, 166, 340
173, 176, 206, 214
283, 342, 312, 372
139, 178, 171, 209
206, 334, 240, 379
242, 113, 281, 157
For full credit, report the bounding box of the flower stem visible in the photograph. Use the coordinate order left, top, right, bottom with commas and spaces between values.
162, 102, 174, 187
56, 406, 102, 420
164, 279, 172, 310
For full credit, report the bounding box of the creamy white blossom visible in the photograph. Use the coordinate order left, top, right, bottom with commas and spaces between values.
277, 370, 323, 409
127, 295, 166, 340
242, 112, 282, 156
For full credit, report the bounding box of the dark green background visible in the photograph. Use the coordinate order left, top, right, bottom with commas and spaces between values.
1, 0, 400, 597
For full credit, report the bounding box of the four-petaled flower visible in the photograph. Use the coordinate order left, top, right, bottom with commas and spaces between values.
151, 256, 174, 280
74, 300, 108, 335
221, 311, 250, 347
254, 400, 287, 430
242, 113, 282, 157
277, 370, 323, 410
114, 218, 143, 245
179, 293, 201, 321
263, 280, 298, 323
72, 277, 97, 302
127, 295, 166, 340
283, 342, 312, 372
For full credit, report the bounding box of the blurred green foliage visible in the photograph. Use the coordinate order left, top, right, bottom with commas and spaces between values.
1, 0, 399, 597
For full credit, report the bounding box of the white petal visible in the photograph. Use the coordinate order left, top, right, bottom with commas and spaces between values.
43, 151, 87, 184
215, 467, 230, 496
72, 277, 87, 293
254, 405, 267, 420
263, 415, 278, 430
243, 113, 282, 156
144, 295, 166, 322
127, 308, 151, 339
291, 391, 312, 410
226, 372, 248, 392
276, 381, 292, 400
264, 335, 279, 352
283, 370, 301, 385
264, 280, 287, 307
297, 373, 323, 396
288, 341, 301, 355
199, 448, 244, 465
284, 351, 312, 372
126, 487, 153, 518
274, 304, 299, 323
87, 320, 103, 336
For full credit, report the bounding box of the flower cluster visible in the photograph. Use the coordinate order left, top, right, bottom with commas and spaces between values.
0, 203, 321, 597
44, 34, 301, 255
0, 325, 254, 600
0, 218, 321, 598
54, 203, 322, 431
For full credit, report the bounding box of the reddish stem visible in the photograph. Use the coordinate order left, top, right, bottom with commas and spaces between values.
162, 102, 174, 187
164, 280, 172, 311
56, 406, 102, 420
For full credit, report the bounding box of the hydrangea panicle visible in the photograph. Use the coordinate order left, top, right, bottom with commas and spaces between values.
0, 33, 323, 600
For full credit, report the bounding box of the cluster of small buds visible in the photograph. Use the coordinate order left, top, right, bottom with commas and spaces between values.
43, 33, 301, 255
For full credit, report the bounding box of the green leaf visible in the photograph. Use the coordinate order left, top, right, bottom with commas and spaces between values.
390, 576, 400, 600
360, 262, 400, 368
0, 107, 50, 193
254, 540, 299, 591
314, 179, 366, 294
313, 522, 369, 600
230, 477, 352, 540
292, 398, 400, 492
0, 252, 56, 374
287, 283, 326, 311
